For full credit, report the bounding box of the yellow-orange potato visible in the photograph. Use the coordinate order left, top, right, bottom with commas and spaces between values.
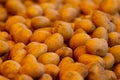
5, 0, 26, 15
109, 45, 120, 63
31, 16, 50, 29
20, 62, 45, 78
27, 4, 43, 18
85, 38, 108, 57
52, 21, 74, 41
87, 62, 109, 80
58, 57, 74, 70
79, 0, 97, 14
21, 54, 37, 65
44, 9, 59, 21
39, 74, 53, 80
30, 30, 51, 42
40, 3, 56, 11
74, 19, 95, 33
92, 27, 108, 41
0, 75, 10, 80
24, 0, 35, 7
74, 28, 86, 34
69, 33, 91, 49
25, 18, 33, 30
0, 40, 10, 56
5, 16, 26, 31
100, 0, 118, 14
44, 33, 64, 52
93, 0, 103, 6
36, 27, 52, 33
60, 71, 84, 80
60, 62, 88, 78
0, 31, 11, 41
10, 42, 25, 56
0, 60, 21, 79
114, 63, 120, 79
10, 23, 32, 44
108, 32, 120, 46
74, 46, 87, 60
26, 42, 47, 58
14, 74, 33, 80
56, 47, 73, 58
45, 64, 60, 78
59, 7, 78, 22
10, 49, 27, 63
6, 40, 15, 50
0, 7, 8, 21
105, 70, 117, 80
38, 52, 60, 65
103, 53, 115, 69
78, 54, 105, 68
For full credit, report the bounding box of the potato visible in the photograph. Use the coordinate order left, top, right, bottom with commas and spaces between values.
56, 47, 73, 58
79, 0, 97, 14
74, 28, 86, 34
0, 31, 11, 41
69, 33, 91, 49
0, 40, 10, 56
10, 42, 25, 56
21, 54, 37, 65
85, 38, 108, 57
10, 49, 27, 63
14, 74, 33, 80
0, 60, 21, 79
60, 71, 84, 80
52, 21, 74, 41
31, 16, 50, 29
5, 0, 26, 15
109, 45, 120, 63
24, 0, 35, 7
100, 0, 118, 14
74, 46, 87, 60
26, 42, 47, 58
103, 53, 115, 69
45, 64, 60, 78
5, 16, 26, 31
92, 27, 108, 41
36, 27, 52, 33
74, 19, 95, 33
87, 62, 109, 80
38, 52, 60, 65
59, 7, 78, 22
44, 9, 59, 21
0, 75, 10, 80
78, 54, 105, 68
0, 7, 8, 21
39, 74, 53, 80
114, 63, 120, 79
44, 33, 64, 52
40, 3, 56, 11
58, 57, 74, 70
6, 40, 15, 50
10, 23, 32, 44
20, 62, 45, 78
108, 32, 120, 46
27, 4, 43, 18
60, 62, 88, 78
105, 70, 117, 80
30, 30, 51, 43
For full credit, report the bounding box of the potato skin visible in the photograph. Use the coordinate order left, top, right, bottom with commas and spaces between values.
39, 74, 53, 80
114, 63, 120, 79
14, 74, 33, 80
105, 70, 117, 80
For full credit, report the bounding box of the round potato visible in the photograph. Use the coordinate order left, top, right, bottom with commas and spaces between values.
103, 53, 115, 69
44, 33, 64, 52
14, 74, 33, 80
85, 38, 108, 57
109, 45, 120, 63
31, 16, 50, 29
0, 60, 21, 79
40, 3, 56, 11
0, 31, 11, 41
69, 33, 91, 49
0, 7, 8, 21
105, 70, 117, 80
38, 52, 60, 65
39, 74, 53, 80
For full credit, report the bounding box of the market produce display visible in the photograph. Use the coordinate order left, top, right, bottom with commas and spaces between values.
0, 0, 120, 80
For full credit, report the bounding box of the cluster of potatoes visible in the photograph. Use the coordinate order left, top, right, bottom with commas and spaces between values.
1, 0, 120, 80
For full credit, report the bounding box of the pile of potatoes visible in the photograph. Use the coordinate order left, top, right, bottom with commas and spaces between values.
1, 0, 120, 80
